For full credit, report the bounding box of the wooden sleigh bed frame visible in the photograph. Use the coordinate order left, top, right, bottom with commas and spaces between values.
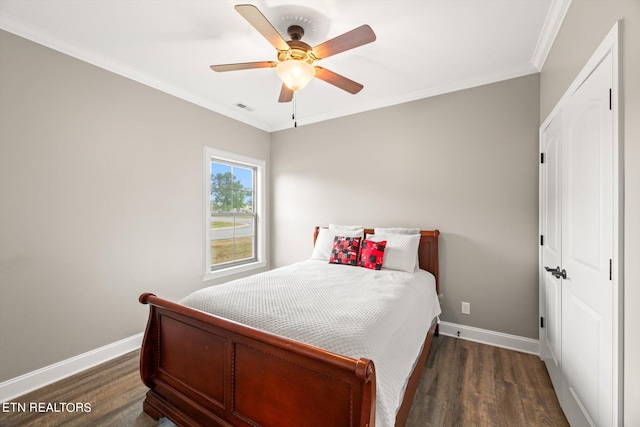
139, 228, 440, 427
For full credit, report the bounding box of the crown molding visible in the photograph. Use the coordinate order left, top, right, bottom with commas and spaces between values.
531, 0, 572, 70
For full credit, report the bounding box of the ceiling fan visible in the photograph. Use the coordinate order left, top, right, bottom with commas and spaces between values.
210, 4, 376, 103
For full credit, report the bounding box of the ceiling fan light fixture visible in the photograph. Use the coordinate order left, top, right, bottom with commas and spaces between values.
276, 60, 315, 91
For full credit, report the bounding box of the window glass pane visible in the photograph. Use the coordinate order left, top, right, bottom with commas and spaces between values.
211, 162, 254, 213
233, 215, 254, 262
229, 190, 242, 211
211, 238, 234, 266
240, 190, 253, 212
234, 166, 253, 191
211, 161, 231, 178
233, 167, 253, 211
211, 162, 233, 212
210, 216, 239, 268
209, 215, 255, 269
235, 215, 255, 238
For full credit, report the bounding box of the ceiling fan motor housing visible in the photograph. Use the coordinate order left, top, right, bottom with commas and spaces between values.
278, 39, 316, 63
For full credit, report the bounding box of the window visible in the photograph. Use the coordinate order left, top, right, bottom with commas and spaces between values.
203, 147, 266, 279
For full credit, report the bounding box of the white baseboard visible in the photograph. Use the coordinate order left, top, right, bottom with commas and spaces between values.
438, 321, 539, 355
0, 333, 144, 402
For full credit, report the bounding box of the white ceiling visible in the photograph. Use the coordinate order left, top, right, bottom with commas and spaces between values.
0, 0, 570, 132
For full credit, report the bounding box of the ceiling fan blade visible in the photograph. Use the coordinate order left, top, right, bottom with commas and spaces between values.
312, 25, 376, 60
235, 4, 290, 51
278, 84, 294, 103
210, 61, 277, 72
314, 67, 363, 94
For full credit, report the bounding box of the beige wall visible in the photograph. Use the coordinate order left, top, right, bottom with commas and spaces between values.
539, 1, 640, 424
271, 74, 541, 339
0, 31, 270, 381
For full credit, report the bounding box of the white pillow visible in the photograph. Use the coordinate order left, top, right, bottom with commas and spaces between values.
311, 227, 364, 261
374, 227, 420, 235
330, 224, 364, 230
374, 227, 422, 270
366, 233, 420, 273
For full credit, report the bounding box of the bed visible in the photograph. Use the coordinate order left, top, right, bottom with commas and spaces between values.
139, 227, 440, 426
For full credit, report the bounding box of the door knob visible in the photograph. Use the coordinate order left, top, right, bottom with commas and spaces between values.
544, 266, 567, 279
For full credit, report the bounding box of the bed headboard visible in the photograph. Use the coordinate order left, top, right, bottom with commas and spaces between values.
313, 227, 440, 294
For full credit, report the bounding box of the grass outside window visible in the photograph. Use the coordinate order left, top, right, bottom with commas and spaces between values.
211, 237, 253, 265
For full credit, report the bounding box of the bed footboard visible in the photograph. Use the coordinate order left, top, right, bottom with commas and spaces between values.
139, 293, 376, 427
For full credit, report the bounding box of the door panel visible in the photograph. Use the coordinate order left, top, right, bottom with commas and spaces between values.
540, 113, 563, 394
567, 103, 605, 269
564, 294, 602, 426
561, 52, 613, 427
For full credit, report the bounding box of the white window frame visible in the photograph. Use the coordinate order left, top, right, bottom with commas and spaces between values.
203, 147, 266, 280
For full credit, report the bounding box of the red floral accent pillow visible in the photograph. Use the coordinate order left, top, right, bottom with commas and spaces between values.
329, 236, 361, 266
359, 239, 387, 270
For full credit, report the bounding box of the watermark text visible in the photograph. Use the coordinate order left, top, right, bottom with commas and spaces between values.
2, 402, 92, 413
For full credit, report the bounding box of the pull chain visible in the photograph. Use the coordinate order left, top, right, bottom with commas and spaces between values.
292, 91, 298, 128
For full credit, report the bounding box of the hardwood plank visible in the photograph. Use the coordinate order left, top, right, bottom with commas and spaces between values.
0, 336, 568, 427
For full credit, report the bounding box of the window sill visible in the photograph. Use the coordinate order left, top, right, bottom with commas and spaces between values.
203, 260, 268, 281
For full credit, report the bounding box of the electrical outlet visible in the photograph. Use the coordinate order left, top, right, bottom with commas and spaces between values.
461, 302, 470, 315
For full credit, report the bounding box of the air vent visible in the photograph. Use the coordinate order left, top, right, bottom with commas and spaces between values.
235, 103, 253, 111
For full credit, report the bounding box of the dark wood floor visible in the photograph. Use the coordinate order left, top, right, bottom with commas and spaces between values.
1, 335, 568, 427
406, 335, 569, 427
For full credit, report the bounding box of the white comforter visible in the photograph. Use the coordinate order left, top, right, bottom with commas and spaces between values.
181, 260, 441, 427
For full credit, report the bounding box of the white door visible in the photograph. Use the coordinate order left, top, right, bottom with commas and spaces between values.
540, 113, 563, 395
561, 52, 613, 427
